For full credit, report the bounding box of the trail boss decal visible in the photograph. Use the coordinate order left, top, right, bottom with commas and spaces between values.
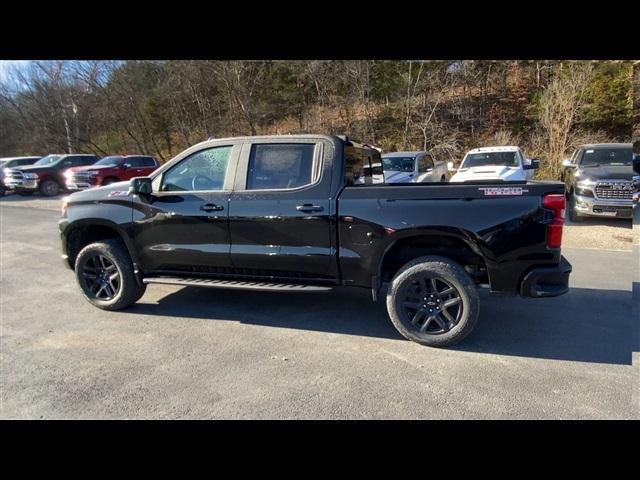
478, 187, 529, 196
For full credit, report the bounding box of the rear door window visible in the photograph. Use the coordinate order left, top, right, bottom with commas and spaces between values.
246, 143, 316, 190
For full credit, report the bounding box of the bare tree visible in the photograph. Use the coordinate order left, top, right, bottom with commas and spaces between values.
538, 62, 593, 179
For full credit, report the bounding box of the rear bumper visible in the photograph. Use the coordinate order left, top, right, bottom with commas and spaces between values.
519, 256, 571, 298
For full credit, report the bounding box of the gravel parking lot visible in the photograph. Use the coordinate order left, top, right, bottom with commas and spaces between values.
0, 197, 637, 419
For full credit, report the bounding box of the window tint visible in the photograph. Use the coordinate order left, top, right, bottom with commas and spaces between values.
246, 144, 315, 190
162, 146, 231, 192
346, 145, 372, 185
126, 157, 155, 167
77, 156, 97, 166
419, 154, 434, 172
124, 157, 144, 167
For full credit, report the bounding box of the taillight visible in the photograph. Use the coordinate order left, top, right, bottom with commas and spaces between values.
542, 193, 565, 249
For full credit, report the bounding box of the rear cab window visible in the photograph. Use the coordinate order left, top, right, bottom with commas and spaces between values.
345, 143, 381, 185
245, 143, 318, 190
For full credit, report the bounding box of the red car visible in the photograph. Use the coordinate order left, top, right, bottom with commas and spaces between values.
65, 155, 159, 190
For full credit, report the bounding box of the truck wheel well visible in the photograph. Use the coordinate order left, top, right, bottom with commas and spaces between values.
380, 235, 487, 284
66, 225, 126, 269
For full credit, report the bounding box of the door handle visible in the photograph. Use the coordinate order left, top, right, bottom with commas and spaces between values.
296, 204, 324, 213
200, 203, 224, 212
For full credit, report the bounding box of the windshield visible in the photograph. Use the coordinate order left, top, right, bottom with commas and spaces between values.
461, 152, 519, 169
34, 155, 62, 166
382, 157, 415, 172
94, 156, 123, 166
581, 148, 632, 167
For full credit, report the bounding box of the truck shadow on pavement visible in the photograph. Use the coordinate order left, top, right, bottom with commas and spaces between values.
128, 285, 633, 366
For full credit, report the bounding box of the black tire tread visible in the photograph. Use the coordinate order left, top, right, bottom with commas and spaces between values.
74, 239, 146, 311
386, 255, 480, 347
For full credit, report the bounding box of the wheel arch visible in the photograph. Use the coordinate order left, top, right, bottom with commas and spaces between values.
373, 229, 487, 296
64, 219, 139, 272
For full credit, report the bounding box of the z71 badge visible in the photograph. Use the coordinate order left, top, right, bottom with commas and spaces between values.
478, 187, 529, 196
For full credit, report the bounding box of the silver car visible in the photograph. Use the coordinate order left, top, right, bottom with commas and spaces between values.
381, 151, 448, 183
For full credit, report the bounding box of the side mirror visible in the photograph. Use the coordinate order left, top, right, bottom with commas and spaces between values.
121, 163, 131, 170
128, 176, 152, 196
523, 158, 540, 170
562, 159, 576, 169
447, 161, 456, 172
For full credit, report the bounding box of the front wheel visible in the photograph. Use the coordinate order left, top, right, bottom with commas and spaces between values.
386, 256, 480, 347
39, 178, 60, 197
568, 193, 583, 223
74, 239, 146, 310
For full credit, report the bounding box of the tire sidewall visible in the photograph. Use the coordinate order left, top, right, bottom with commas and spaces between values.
74, 240, 144, 310
568, 193, 582, 222
40, 178, 60, 196
386, 256, 479, 347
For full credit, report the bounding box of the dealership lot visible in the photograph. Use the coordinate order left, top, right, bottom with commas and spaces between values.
0, 202, 637, 419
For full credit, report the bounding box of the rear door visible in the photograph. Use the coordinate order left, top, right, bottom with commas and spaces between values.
228, 139, 337, 281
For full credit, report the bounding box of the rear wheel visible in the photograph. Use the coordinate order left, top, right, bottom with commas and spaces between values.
386, 255, 479, 347
74, 239, 146, 310
39, 178, 60, 197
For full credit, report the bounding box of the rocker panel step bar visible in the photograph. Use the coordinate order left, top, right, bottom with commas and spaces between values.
143, 277, 334, 292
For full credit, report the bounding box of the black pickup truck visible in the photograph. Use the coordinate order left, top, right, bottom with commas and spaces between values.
59, 135, 571, 347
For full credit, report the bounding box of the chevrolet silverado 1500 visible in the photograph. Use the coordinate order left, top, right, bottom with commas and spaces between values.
59, 135, 571, 347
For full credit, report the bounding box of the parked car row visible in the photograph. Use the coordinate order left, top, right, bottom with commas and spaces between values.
1, 153, 159, 196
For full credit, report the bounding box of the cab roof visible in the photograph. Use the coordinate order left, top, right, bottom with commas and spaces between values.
577, 143, 631, 149
382, 151, 430, 157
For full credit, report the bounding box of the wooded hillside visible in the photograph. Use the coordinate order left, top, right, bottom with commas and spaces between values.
0, 60, 633, 179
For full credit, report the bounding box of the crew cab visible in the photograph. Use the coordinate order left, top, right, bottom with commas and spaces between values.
5, 153, 98, 196
59, 135, 571, 347
0, 156, 41, 196
65, 155, 159, 191
450, 146, 539, 182
381, 151, 448, 183
562, 143, 634, 221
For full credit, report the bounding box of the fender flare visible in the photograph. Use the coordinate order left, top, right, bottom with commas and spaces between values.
371, 228, 485, 299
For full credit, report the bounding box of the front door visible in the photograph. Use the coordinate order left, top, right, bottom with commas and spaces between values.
131, 144, 239, 274
228, 140, 337, 282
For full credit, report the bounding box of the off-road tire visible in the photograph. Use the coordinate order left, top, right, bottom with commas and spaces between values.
386, 255, 480, 347
74, 239, 146, 310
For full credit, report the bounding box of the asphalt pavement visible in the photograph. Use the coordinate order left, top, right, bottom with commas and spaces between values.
1, 205, 637, 419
